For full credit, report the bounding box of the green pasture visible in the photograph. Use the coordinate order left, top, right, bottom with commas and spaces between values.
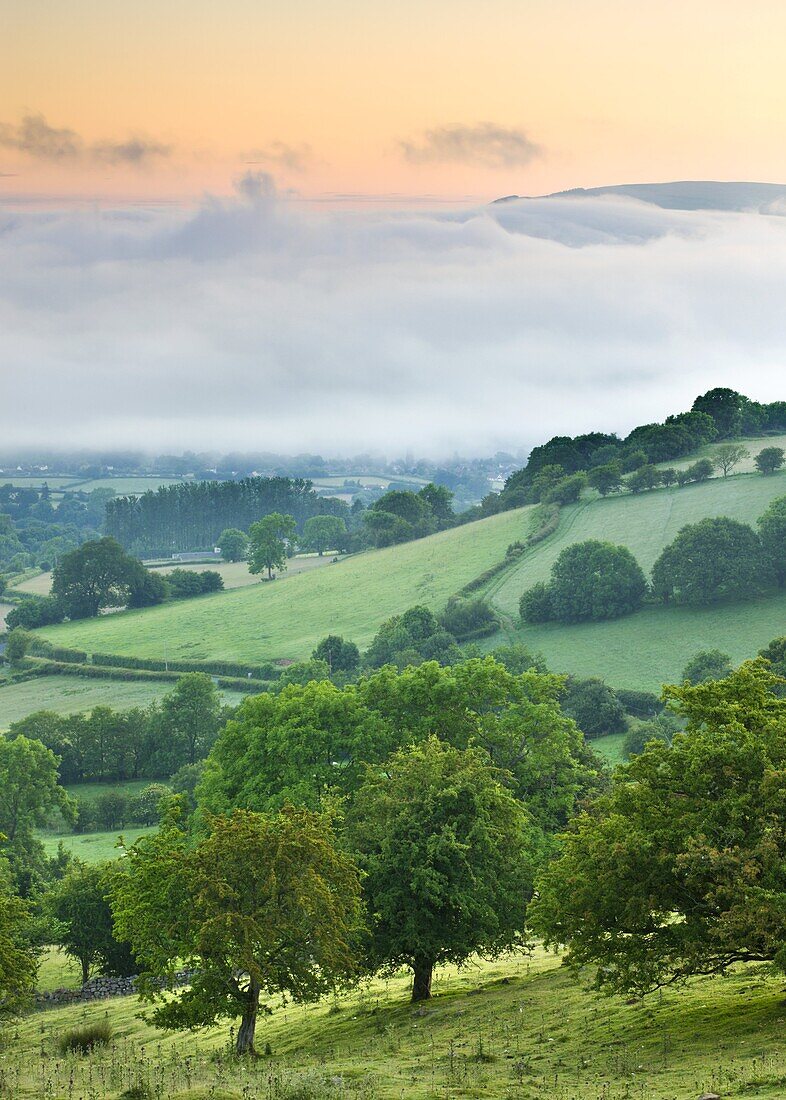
0, 675, 246, 729
39, 826, 152, 862
39, 507, 536, 663
9, 948, 786, 1097
68, 476, 185, 494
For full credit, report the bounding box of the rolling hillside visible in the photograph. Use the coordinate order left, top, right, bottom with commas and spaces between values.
35, 465, 786, 692
39, 506, 537, 663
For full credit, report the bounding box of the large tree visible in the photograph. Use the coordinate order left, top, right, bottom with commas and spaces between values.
531, 660, 786, 994
347, 738, 538, 1001
758, 495, 786, 587
157, 673, 222, 769
217, 528, 249, 562
51, 537, 143, 619
691, 387, 745, 438
652, 517, 771, 605
755, 447, 785, 476
0, 858, 37, 1019
302, 514, 346, 556
248, 512, 296, 579
49, 861, 136, 985
111, 807, 362, 1054
0, 735, 73, 888
713, 443, 750, 478
520, 540, 647, 623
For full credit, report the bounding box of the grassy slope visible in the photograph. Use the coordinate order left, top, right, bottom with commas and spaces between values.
482, 470, 786, 690
39, 507, 536, 663
0, 676, 246, 729
9, 951, 786, 1098
39, 825, 152, 861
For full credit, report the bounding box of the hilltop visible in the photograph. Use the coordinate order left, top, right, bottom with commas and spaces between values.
494, 179, 786, 210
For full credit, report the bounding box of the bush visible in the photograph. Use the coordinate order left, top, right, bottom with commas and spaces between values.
440, 597, 498, 640
4, 627, 31, 664
755, 447, 785, 475
312, 635, 360, 674
615, 689, 663, 719
58, 1021, 113, 1054
561, 678, 627, 739
681, 649, 733, 684
519, 581, 554, 623
131, 783, 172, 826
622, 714, 681, 759
685, 458, 714, 483
94, 791, 130, 830
5, 595, 65, 629
166, 568, 225, 600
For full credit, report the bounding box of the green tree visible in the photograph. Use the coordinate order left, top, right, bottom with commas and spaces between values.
0, 858, 37, 1018
111, 807, 362, 1054
681, 649, 733, 684
51, 537, 143, 619
347, 738, 538, 1001
49, 861, 136, 985
131, 783, 172, 826
543, 472, 587, 505
757, 495, 786, 587
519, 581, 553, 623
621, 712, 681, 758
624, 465, 662, 493
713, 443, 750, 478
755, 447, 785, 476
5, 627, 31, 665
652, 517, 771, 605
248, 512, 296, 579
0, 736, 73, 888
127, 565, 168, 608
197, 680, 393, 814
531, 661, 786, 994
312, 634, 360, 674
302, 515, 346, 556
685, 458, 714, 482
523, 540, 647, 623
587, 462, 623, 496
217, 528, 249, 562
562, 678, 627, 739
418, 483, 454, 523
692, 387, 745, 438
158, 674, 221, 768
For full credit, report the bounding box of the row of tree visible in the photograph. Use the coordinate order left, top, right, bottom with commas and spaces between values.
521, 499, 786, 624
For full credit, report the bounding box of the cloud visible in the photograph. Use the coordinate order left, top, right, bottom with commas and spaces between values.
246, 141, 314, 173
401, 123, 543, 169
0, 114, 171, 166
1, 183, 786, 458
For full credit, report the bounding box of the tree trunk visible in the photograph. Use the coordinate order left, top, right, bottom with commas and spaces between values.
236, 981, 260, 1055
411, 959, 433, 1002
81, 957, 90, 987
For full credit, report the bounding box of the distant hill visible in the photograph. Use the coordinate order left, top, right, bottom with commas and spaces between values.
493, 180, 786, 211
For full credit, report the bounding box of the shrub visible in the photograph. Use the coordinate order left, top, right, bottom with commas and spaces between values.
622, 714, 681, 759
131, 783, 172, 826
615, 689, 662, 719
681, 649, 733, 684
685, 458, 714, 483
519, 581, 554, 623
5, 595, 65, 629
440, 597, 498, 641
57, 1021, 113, 1054
561, 678, 627, 739
312, 635, 360, 674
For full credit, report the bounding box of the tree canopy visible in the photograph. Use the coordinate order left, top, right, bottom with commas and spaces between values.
652, 517, 771, 605
346, 738, 538, 1001
111, 807, 362, 1054
302, 514, 346, 555
531, 661, 786, 994
248, 512, 296, 579
758, 495, 786, 587
51, 537, 143, 619
520, 540, 647, 624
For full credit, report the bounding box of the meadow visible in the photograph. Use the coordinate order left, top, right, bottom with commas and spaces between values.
0, 675, 246, 729
37, 468, 786, 690
39, 507, 537, 663
39, 826, 152, 862
5, 949, 786, 1098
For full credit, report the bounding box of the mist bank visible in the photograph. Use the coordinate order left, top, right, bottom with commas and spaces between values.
3, 176, 786, 455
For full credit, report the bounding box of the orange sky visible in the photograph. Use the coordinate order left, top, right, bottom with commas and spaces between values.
4, 0, 786, 204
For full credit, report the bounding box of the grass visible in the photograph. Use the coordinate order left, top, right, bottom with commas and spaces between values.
590, 732, 627, 766
38, 826, 152, 862
0, 675, 246, 730
36, 946, 82, 992
479, 470, 786, 690
9, 571, 52, 596
69, 477, 185, 494
30, 467, 786, 689
7, 950, 786, 1097
38, 507, 537, 663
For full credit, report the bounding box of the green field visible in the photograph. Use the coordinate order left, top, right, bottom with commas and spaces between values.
9, 949, 786, 1097
0, 475, 78, 488
0, 675, 246, 729
68, 476, 185, 494
39, 825, 152, 861
39, 507, 536, 662
658, 432, 786, 475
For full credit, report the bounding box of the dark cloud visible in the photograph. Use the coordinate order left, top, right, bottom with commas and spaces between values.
0, 114, 171, 166
1, 184, 785, 456
246, 141, 314, 173
401, 123, 543, 169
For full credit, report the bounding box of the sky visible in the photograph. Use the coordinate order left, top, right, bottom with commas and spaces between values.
3, 1, 786, 456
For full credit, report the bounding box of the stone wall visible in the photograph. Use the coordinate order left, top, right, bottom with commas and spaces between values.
35, 969, 191, 1008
